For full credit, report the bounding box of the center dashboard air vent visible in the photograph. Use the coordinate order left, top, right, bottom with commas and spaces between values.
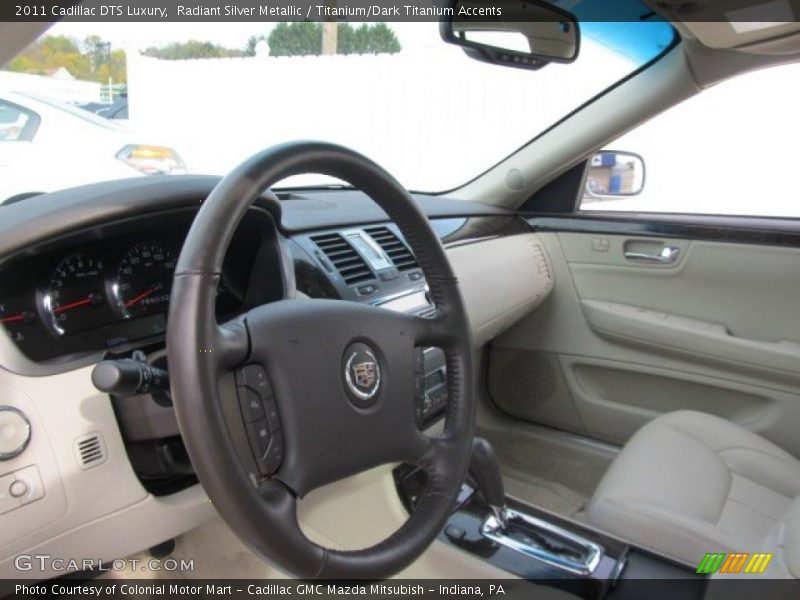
364, 226, 419, 271
310, 233, 373, 285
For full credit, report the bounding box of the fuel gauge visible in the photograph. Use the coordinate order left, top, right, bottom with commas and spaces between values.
0, 301, 36, 343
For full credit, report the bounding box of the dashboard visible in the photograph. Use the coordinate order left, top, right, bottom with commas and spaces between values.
0, 177, 522, 368
0, 175, 554, 580
0, 207, 283, 362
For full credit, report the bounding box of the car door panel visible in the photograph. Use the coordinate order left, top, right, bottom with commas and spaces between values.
489, 230, 800, 455
580, 298, 800, 382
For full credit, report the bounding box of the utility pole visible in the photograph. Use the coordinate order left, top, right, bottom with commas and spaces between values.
322, 0, 337, 55
105, 41, 113, 99
322, 22, 338, 55
93, 40, 113, 102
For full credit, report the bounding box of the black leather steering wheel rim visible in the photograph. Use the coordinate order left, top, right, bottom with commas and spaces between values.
167, 141, 474, 579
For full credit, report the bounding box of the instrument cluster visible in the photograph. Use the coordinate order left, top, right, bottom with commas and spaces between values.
40, 243, 179, 336
0, 209, 271, 362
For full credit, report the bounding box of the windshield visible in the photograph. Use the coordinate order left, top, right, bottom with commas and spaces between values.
0, 5, 674, 201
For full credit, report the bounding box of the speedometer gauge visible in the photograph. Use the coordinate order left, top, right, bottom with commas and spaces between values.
44, 252, 109, 336
114, 243, 176, 318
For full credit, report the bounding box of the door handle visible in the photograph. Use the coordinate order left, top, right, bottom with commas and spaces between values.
624, 246, 680, 264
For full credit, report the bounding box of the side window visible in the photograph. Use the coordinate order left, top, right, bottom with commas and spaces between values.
0, 100, 38, 142
578, 62, 800, 218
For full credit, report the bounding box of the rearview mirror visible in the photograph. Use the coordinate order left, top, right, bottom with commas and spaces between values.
440, 0, 580, 70
583, 151, 646, 201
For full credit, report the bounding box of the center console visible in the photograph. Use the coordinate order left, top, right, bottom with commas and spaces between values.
395, 438, 704, 599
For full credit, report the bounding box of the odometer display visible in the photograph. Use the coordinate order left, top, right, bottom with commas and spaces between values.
114, 243, 176, 318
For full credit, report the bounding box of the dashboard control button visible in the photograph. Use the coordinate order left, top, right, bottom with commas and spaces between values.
9, 479, 27, 498
13, 465, 45, 505
0, 473, 21, 514
356, 284, 376, 295
445, 524, 466, 542
238, 388, 266, 423
0, 407, 31, 461
408, 271, 423, 281
378, 269, 399, 282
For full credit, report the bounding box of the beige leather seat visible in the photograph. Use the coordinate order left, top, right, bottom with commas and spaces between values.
586, 411, 800, 576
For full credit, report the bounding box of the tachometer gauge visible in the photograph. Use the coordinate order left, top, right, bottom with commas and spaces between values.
114, 243, 176, 318
43, 252, 109, 336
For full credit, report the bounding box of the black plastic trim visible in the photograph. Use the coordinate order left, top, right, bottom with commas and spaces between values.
521, 160, 588, 213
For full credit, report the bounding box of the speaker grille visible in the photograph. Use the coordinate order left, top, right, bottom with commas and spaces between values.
531, 243, 553, 283
74, 432, 107, 469
489, 349, 558, 413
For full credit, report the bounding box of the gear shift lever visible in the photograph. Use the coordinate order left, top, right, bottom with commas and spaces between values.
469, 437, 508, 529
468, 440, 605, 575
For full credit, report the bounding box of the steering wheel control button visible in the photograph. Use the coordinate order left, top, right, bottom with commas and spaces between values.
236, 365, 272, 398
239, 389, 266, 423
236, 365, 282, 464
0, 406, 31, 461
0, 473, 21, 514
342, 342, 382, 408
264, 431, 284, 473
263, 397, 280, 429
245, 419, 283, 476
13, 465, 45, 505
247, 420, 271, 452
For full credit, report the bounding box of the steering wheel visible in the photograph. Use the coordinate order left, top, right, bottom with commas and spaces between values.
167, 142, 475, 579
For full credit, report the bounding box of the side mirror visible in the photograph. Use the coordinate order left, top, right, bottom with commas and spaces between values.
584, 151, 646, 201
439, 0, 580, 70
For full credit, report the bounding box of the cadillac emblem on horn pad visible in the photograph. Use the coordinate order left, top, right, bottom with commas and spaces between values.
343, 342, 381, 407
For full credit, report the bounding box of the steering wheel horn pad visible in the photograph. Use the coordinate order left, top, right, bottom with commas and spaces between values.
167, 142, 474, 579
247, 298, 432, 496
